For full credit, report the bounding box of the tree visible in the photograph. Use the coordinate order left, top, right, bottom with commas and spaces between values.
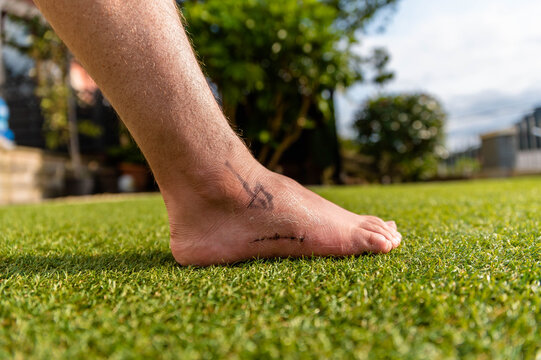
5, 15, 84, 178
370, 47, 394, 88
353, 93, 446, 182
180, 0, 397, 171
320, 0, 398, 34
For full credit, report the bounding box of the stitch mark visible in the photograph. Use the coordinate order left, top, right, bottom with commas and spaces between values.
251, 234, 305, 244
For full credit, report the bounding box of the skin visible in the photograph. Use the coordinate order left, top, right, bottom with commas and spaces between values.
33, 0, 402, 266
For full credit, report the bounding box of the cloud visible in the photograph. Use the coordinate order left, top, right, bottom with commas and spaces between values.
336, 0, 541, 151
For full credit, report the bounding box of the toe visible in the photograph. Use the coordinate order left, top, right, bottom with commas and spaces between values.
361, 219, 400, 248
385, 221, 402, 248
356, 229, 392, 254
365, 216, 401, 239
386, 220, 397, 230
366, 223, 396, 245
395, 231, 402, 248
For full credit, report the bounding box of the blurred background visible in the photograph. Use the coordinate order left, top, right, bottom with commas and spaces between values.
1, 0, 540, 205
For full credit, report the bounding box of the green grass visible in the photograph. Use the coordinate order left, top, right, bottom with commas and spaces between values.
1, 177, 540, 359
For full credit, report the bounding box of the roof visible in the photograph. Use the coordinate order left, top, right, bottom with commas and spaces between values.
480, 127, 517, 140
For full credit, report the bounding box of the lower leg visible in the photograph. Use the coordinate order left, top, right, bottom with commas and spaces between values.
33, 0, 401, 265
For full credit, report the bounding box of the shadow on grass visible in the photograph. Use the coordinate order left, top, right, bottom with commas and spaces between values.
0, 250, 177, 276
1, 251, 373, 276
227, 253, 374, 268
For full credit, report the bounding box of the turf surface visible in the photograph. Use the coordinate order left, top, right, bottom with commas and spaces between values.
1, 177, 540, 359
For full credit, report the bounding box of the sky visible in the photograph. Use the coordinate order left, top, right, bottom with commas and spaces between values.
335, 0, 541, 151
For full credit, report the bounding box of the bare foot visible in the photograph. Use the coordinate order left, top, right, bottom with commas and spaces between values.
164, 157, 402, 266
35, 0, 400, 266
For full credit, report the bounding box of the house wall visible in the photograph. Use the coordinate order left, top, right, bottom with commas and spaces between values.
0, 146, 66, 204
480, 106, 541, 177
516, 149, 541, 174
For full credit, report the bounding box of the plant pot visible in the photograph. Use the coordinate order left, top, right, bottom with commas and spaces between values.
96, 167, 119, 193
118, 162, 150, 192
65, 175, 94, 196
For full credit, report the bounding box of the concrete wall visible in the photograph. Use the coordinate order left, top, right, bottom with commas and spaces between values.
480, 129, 541, 176
0, 146, 66, 204
516, 149, 541, 174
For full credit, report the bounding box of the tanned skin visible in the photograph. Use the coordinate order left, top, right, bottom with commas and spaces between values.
33, 0, 402, 266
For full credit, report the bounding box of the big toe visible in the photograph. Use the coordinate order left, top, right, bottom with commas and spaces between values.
360, 217, 401, 248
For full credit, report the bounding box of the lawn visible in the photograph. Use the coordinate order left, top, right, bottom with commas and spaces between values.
0, 177, 540, 359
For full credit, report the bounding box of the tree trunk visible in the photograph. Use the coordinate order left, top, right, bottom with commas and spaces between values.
0, 11, 5, 98
65, 54, 83, 178
258, 95, 285, 164
266, 95, 311, 171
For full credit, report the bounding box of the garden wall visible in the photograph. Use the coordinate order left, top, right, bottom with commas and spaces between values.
516, 149, 541, 174
0, 146, 67, 205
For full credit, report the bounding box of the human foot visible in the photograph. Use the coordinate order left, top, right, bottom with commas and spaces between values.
164, 158, 402, 266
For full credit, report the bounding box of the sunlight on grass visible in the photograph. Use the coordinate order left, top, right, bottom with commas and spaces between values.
1, 178, 540, 359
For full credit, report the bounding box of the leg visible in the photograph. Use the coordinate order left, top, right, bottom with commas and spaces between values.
33, 0, 402, 265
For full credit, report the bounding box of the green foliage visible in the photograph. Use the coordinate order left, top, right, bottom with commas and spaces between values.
181, 0, 394, 169
107, 123, 147, 165
354, 93, 446, 182
6, 16, 72, 149
370, 47, 394, 86
77, 119, 103, 139
1, 177, 540, 358
320, 0, 399, 33
442, 157, 481, 178
452, 157, 481, 175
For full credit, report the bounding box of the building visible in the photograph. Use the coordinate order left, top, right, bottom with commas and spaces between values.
0, 0, 40, 96
516, 108, 541, 151
480, 106, 541, 176
0, 1, 130, 204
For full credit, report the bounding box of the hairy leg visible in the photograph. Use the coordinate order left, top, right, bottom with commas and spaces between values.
33, 0, 402, 265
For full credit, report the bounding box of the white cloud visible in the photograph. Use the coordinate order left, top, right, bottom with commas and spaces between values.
336, 0, 541, 150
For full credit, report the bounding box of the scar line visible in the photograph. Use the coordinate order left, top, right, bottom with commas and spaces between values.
251, 234, 305, 243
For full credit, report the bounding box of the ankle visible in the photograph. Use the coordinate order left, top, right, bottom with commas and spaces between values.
160, 152, 266, 207
195, 157, 268, 204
